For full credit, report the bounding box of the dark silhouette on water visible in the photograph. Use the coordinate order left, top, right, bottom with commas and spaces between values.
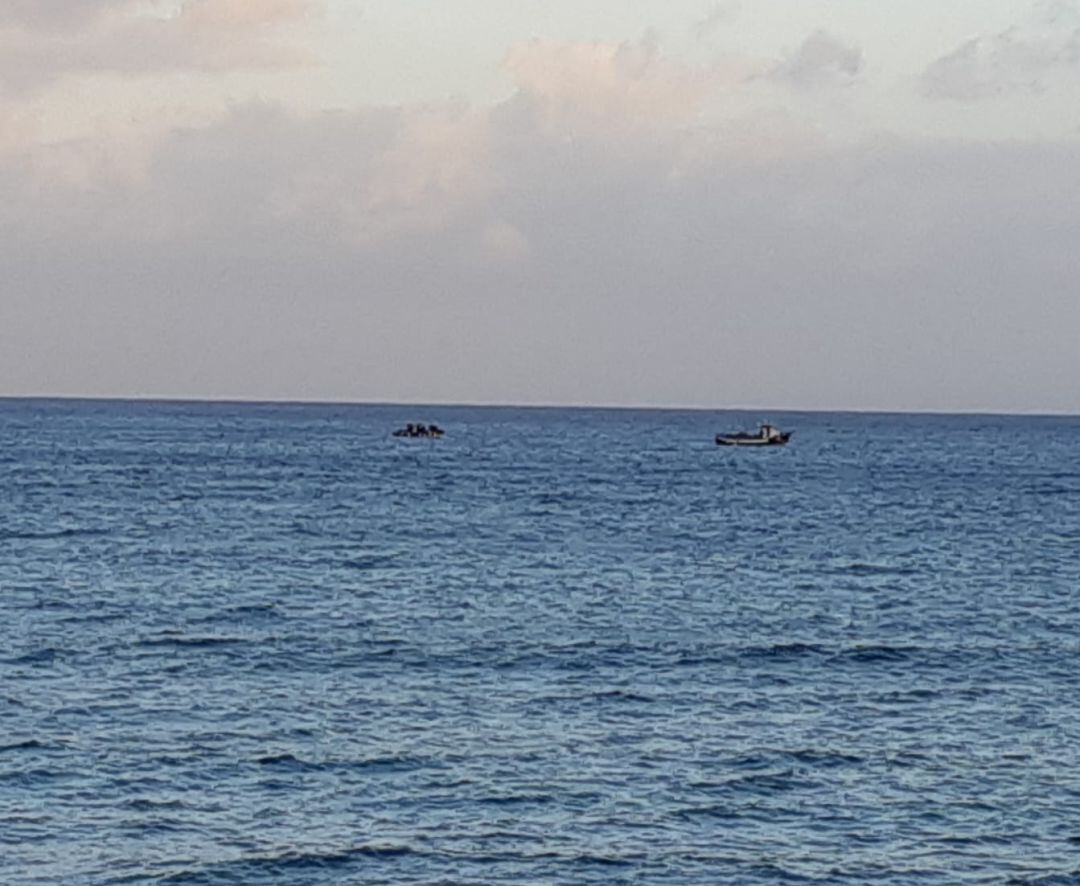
715, 423, 792, 447
393, 423, 445, 439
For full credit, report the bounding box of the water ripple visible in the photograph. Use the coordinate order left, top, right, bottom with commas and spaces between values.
2, 402, 1079, 884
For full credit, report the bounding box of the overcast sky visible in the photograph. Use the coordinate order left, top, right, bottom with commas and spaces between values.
2, 0, 1079, 412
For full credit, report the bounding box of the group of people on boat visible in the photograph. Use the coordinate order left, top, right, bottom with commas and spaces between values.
393, 423, 445, 438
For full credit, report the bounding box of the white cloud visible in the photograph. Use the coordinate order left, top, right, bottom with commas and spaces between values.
501, 37, 714, 137
769, 30, 863, 88
921, 10, 1080, 100
692, 2, 740, 42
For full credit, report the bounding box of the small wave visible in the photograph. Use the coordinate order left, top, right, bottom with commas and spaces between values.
533, 492, 579, 506
559, 852, 640, 867
343, 553, 401, 570
1006, 872, 1080, 885
724, 753, 774, 771
253, 752, 432, 775
739, 642, 827, 660
191, 604, 280, 623
136, 635, 251, 649
0, 767, 68, 786
677, 803, 743, 821
123, 798, 188, 811
939, 833, 1014, 846
788, 749, 864, 768
157, 844, 417, 882
688, 768, 816, 797
57, 611, 126, 626
227, 604, 279, 616
1026, 485, 1079, 496
591, 689, 656, 703
0, 526, 112, 542
3, 648, 58, 666
676, 654, 729, 667
840, 644, 918, 663
347, 754, 430, 774
457, 849, 641, 868
830, 561, 918, 576
477, 793, 555, 807
0, 813, 50, 825
886, 751, 932, 768
254, 753, 321, 771
118, 818, 190, 836
717, 769, 816, 795
0, 739, 49, 753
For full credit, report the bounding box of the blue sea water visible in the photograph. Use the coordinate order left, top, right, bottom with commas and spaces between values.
2, 399, 1080, 884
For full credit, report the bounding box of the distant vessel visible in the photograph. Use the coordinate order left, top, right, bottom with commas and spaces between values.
715, 423, 791, 447
393, 423, 445, 439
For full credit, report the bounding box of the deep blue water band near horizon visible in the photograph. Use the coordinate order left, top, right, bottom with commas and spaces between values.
3, 399, 1080, 884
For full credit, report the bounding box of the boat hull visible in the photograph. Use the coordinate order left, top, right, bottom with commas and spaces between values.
715, 433, 791, 447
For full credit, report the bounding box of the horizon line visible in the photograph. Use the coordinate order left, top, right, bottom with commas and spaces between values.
0, 393, 1077, 419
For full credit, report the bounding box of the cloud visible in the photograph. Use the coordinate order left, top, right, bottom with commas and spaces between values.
179, 0, 315, 30
693, 2, 740, 41
498, 34, 765, 168
0, 0, 319, 94
0, 0, 133, 33
0, 99, 38, 157
502, 37, 712, 135
769, 30, 863, 88
921, 14, 1080, 100
2, 40, 1080, 411
1034, 0, 1080, 27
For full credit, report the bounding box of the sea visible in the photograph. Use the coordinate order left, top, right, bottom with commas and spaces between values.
2, 398, 1080, 884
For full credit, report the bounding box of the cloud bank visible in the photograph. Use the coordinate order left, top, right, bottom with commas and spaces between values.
0, 0, 317, 94
922, 7, 1080, 100
2, 34, 1079, 411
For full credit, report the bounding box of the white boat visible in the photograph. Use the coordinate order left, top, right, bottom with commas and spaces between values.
715, 423, 791, 447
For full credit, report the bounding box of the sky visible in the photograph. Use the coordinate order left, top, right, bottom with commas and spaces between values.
2, 0, 1079, 412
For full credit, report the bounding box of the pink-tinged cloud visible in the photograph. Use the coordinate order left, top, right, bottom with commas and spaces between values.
0, 99, 37, 155
4, 38, 821, 250
359, 107, 495, 238
179, 0, 319, 31
0, 0, 320, 94
502, 37, 726, 138
0, 0, 136, 33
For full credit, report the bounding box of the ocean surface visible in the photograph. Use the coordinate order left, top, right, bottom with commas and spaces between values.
3, 399, 1080, 885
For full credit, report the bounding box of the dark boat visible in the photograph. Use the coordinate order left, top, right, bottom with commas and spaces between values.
715, 423, 791, 447
393, 423, 445, 439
